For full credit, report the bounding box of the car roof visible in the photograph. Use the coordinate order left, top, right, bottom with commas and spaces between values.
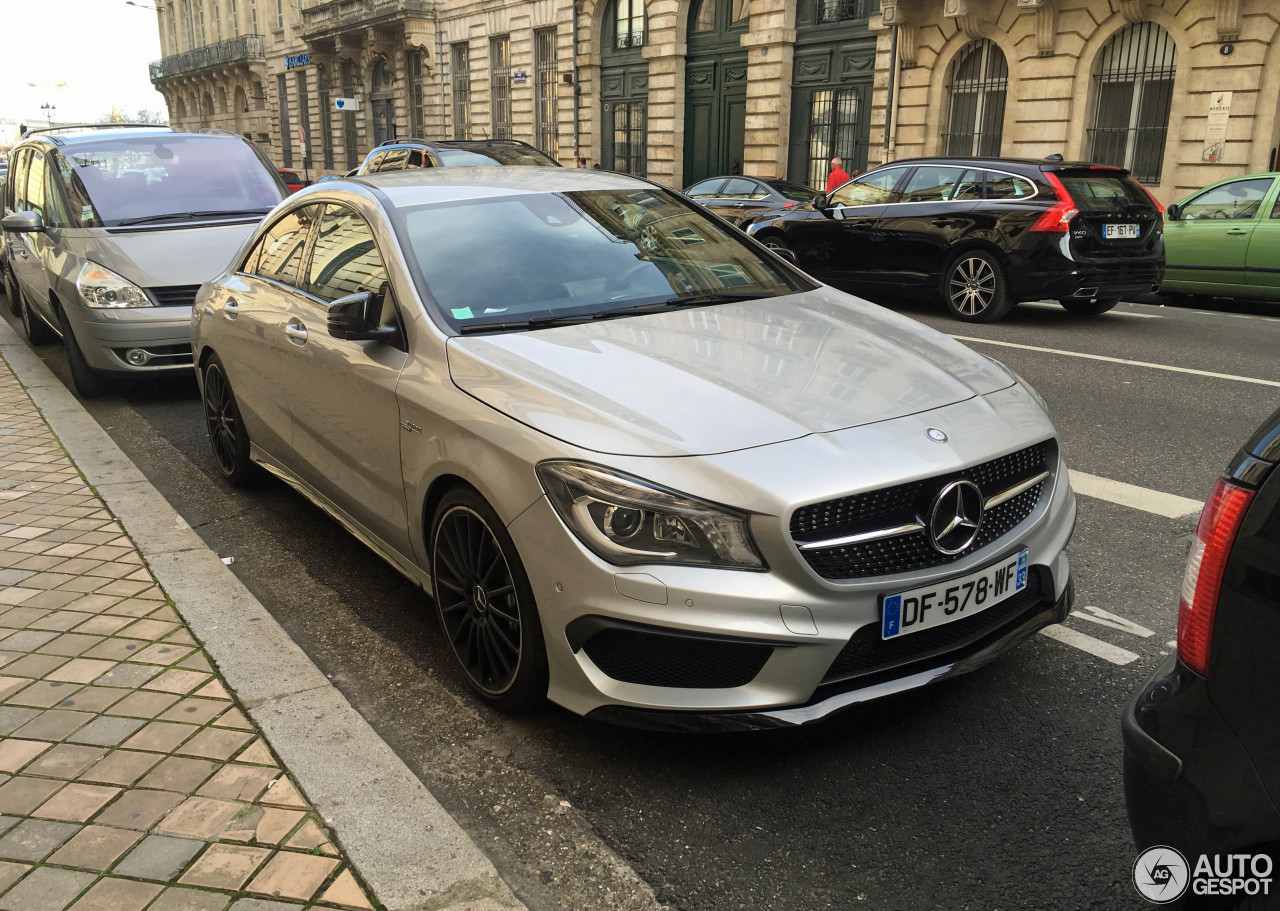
875, 156, 1123, 172
16, 127, 242, 149
333, 166, 658, 207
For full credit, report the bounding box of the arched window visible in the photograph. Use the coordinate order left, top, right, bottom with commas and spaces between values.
613, 0, 645, 48
1088, 22, 1176, 183
943, 39, 1007, 157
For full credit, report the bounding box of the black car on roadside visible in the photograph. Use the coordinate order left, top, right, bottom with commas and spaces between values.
683, 175, 822, 227
1123, 405, 1280, 908
744, 157, 1165, 322
358, 138, 560, 174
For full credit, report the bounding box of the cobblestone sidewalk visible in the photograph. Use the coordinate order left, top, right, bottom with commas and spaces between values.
0, 358, 379, 911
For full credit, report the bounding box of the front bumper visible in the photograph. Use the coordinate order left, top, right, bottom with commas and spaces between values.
509, 451, 1076, 727
67, 305, 194, 374
1122, 655, 1280, 858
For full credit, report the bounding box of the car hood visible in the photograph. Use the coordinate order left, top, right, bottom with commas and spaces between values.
71, 221, 260, 290
446, 288, 1017, 457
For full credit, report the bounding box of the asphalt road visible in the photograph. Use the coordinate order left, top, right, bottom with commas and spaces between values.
4, 288, 1276, 911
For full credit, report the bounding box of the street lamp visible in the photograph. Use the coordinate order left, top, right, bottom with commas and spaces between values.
125, 1, 166, 10
40, 103, 56, 128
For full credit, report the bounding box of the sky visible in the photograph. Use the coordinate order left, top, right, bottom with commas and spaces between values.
0, 0, 167, 137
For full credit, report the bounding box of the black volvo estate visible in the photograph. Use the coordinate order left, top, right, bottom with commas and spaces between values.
743, 157, 1165, 322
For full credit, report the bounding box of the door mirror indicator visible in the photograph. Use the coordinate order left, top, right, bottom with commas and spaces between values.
1, 211, 45, 234
327, 291, 402, 346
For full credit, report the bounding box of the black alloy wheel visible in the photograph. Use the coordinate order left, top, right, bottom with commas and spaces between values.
761, 234, 792, 256
201, 354, 257, 486
943, 250, 1012, 322
21, 292, 56, 346
430, 488, 547, 711
4, 269, 20, 318
1058, 296, 1120, 315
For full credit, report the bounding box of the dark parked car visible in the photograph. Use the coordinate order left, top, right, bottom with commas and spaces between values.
1123, 405, 1280, 906
358, 138, 560, 175
683, 175, 822, 227
744, 157, 1165, 322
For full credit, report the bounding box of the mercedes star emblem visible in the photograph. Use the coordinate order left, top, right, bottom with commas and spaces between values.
926, 428, 948, 443
928, 480, 984, 555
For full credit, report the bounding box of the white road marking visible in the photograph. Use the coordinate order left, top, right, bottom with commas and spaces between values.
950, 335, 1280, 388
1071, 605, 1155, 638
1166, 640, 1177, 649
1040, 624, 1140, 665
1068, 470, 1203, 519
1019, 301, 1160, 318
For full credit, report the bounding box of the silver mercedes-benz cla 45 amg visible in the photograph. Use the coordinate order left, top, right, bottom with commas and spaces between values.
192, 167, 1076, 730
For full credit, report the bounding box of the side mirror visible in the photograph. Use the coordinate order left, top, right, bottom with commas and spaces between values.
1165, 203, 1181, 221
2, 211, 45, 233
327, 291, 402, 346
811, 193, 827, 210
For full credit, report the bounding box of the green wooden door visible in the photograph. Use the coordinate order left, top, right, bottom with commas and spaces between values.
683, 0, 749, 186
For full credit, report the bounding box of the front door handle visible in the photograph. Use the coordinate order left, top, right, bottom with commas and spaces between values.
223, 299, 239, 319
284, 322, 308, 344
1226, 229, 1250, 236
932, 218, 964, 228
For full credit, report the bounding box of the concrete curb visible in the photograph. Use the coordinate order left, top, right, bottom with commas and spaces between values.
0, 321, 526, 911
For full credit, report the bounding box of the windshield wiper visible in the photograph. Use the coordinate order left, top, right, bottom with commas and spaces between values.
115, 209, 272, 226
458, 313, 603, 334
457, 291, 777, 335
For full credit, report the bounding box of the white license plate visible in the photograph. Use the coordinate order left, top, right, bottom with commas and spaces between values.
1103, 223, 1139, 239
881, 549, 1030, 640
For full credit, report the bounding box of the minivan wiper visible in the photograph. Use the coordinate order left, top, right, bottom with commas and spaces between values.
115, 208, 272, 226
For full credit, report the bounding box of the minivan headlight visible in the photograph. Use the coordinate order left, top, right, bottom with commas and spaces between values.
536, 461, 764, 569
76, 261, 152, 309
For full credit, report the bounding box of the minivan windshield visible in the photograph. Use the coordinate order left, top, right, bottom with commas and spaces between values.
399, 187, 807, 333
55, 135, 283, 227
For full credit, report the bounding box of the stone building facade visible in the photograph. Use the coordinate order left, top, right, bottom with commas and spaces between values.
869, 0, 1280, 203
147, 0, 1277, 199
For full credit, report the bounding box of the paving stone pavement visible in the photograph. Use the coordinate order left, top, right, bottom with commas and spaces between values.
0, 359, 380, 910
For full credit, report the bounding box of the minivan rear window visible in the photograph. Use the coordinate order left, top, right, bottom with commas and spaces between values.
1058, 171, 1152, 212
56, 135, 283, 227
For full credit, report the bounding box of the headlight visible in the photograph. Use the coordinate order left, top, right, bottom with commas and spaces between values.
1010, 368, 1050, 414
76, 261, 152, 309
536, 461, 764, 569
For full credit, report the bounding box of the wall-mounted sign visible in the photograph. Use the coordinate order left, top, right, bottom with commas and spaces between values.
334, 97, 360, 111
285, 53, 311, 70
512, 70, 528, 85
1202, 91, 1232, 163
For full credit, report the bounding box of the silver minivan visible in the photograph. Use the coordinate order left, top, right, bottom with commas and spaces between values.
1, 126, 284, 396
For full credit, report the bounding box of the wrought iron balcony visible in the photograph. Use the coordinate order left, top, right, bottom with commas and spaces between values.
301, 0, 433, 37
815, 0, 878, 22
149, 34, 266, 82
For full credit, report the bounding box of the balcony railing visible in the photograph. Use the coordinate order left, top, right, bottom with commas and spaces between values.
149, 34, 266, 81
301, 0, 433, 36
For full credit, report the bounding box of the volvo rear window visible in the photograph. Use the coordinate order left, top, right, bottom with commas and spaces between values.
1058, 171, 1153, 212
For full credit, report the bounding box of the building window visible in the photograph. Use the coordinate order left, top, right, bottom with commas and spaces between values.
535, 27, 558, 156
614, 0, 645, 48
211, 0, 221, 41
804, 88, 861, 188
407, 50, 425, 138
277, 73, 292, 167
609, 101, 645, 175
317, 72, 334, 169
275, 0, 283, 29
229, 0, 238, 35
943, 39, 1007, 158
814, 0, 875, 22
341, 59, 358, 168
249, 0, 257, 32
296, 70, 311, 168
451, 42, 471, 140
1088, 21, 1176, 184
195, 0, 205, 45
490, 36, 511, 139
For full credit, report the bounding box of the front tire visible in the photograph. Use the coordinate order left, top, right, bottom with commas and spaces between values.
201, 354, 258, 487
943, 251, 1012, 322
1058, 296, 1119, 315
430, 488, 547, 712
4, 269, 20, 318
21, 292, 57, 346
58, 310, 109, 398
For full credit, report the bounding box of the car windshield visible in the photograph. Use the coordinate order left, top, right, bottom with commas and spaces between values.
55, 135, 283, 227
434, 146, 559, 167
768, 180, 821, 202
1059, 171, 1152, 212
399, 187, 805, 332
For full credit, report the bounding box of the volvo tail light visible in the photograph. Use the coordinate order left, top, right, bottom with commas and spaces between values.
1030, 172, 1079, 233
1176, 478, 1254, 676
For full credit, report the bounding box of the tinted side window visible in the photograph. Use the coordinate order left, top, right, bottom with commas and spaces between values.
830, 167, 904, 208
720, 178, 763, 199
247, 206, 318, 285
1182, 179, 1273, 221
306, 205, 389, 304
363, 151, 387, 174
378, 150, 410, 172
900, 166, 966, 202
983, 171, 1036, 200
686, 179, 725, 199
26, 153, 47, 221
8, 150, 29, 211
953, 169, 984, 201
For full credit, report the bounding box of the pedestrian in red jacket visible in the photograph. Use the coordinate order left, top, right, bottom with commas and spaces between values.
826, 157, 850, 192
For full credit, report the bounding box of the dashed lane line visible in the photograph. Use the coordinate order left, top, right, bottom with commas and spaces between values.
1068, 470, 1203, 519
1072, 605, 1155, 639
950, 335, 1280, 388
1040, 624, 1140, 666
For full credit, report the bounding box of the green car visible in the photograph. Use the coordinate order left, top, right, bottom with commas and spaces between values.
1162, 171, 1280, 302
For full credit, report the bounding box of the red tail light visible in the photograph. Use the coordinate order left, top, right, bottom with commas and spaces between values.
1030, 172, 1078, 233
1176, 478, 1254, 676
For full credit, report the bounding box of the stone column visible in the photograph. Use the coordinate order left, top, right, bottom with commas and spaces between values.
740, 0, 795, 179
